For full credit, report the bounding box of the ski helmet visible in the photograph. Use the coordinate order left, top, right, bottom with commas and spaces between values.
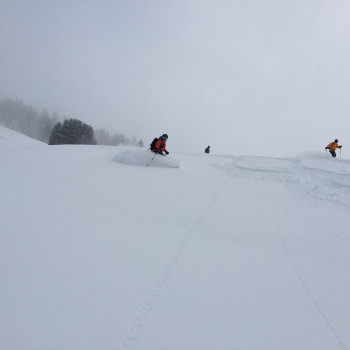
335, 139, 339, 143
162, 134, 168, 140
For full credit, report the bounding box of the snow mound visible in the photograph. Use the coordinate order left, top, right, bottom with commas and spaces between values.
295, 151, 350, 175
113, 148, 180, 168
299, 158, 350, 175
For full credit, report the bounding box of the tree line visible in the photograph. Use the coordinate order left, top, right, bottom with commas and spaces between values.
0, 98, 58, 143
0, 98, 144, 147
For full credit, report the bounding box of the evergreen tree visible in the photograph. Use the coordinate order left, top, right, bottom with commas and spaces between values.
49, 119, 96, 145
48, 122, 63, 145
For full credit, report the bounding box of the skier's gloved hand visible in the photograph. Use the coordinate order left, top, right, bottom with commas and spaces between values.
325, 147, 328, 149
339, 145, 342, 148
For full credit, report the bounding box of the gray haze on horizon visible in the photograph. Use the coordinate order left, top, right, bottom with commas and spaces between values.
1, 0, 350, 157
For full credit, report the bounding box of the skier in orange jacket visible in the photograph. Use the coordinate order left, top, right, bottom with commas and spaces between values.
325, 139, 342, 157
151, 134, 169, 155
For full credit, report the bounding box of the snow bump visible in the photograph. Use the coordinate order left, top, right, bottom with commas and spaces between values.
113, 148, 180, 168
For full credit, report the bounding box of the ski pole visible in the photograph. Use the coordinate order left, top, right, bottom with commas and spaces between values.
146, 153, 157, 167
340, 148, 342, 159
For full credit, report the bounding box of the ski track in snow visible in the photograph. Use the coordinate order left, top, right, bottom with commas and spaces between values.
233, 155, 350, 245
230, 161, 348, 350
271, 202, 347, 350
120, 180, 227, 350
217, 154, 350, 210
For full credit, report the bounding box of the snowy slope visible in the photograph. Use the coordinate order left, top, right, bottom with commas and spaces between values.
0, 124, 44, 145
1, 126, 350, 350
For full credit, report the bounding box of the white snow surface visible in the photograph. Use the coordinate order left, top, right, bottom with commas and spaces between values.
1, 125, 350, 350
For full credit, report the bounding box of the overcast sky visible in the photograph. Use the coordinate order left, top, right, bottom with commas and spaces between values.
1, 0, 350, 156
